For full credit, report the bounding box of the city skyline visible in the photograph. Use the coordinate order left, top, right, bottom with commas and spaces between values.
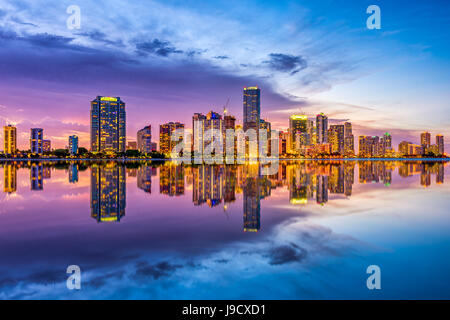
1, 1, 450, 152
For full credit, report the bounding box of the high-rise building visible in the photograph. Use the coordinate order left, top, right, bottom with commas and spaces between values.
316, 113, 328, 144
343, 122, 354, 156
421, 132, 431, 151
224, 115, 236, 130
90, 96, 126, 153
69, 135, 78, 155
436, 134, 444, 155
137, 125, 153, 154
205, 111, 224, 151
289, 115, 309, 151
42, 140, 51, 152
192, 113, 207, 157
243, 86, 260, 133
3, 125, 17, 154
259, 119, 271, 156
159, 122, 185, 155
329, 125, 344, 155
30, 128, 43, 154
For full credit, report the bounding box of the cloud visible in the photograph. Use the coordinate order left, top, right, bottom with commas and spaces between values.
266, 243, 308, 265
76, 30, 125, 47
264, 53, 308, 75
135, 39, 183, 57
134, 261, 182, 279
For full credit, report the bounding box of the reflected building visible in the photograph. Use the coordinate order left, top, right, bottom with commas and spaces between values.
138, 166, 156, 193
316, 175, 328, 205
160, 164, 185, 196
4, 164, 17, 193
91, 164, 126, 222
30, 163, 43, 190
69, 164, 79, 183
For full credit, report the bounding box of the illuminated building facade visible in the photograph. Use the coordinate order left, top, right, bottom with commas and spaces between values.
69, 135, 78, 155
159, 122, 184, 155
42, 140, 51, 152
344, 122, 354, 156
421, 132, 431, 151
329, 125, 344, 154
436, 134, 444, 155
137, 125, 153, 154
30, 163, 43, 190
4, 125, 17, 154
90, 96, 126, 153
316, 113, 328, 144
30, 128, 43, 154
243, 86, 260, 133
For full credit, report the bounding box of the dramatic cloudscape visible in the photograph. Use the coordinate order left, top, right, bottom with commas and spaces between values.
0, 0, 449, 150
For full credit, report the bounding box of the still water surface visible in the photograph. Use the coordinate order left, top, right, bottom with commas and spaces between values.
0, 160, 449, 299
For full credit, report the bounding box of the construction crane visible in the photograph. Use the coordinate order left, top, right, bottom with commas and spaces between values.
223, 97, 230, 116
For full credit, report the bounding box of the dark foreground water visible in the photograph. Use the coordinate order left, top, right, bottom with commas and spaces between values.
0, 160, 449, 300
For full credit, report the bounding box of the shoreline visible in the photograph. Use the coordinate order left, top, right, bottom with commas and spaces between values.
0, 157, 448, 162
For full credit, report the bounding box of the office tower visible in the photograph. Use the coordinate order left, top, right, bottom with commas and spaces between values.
243, 86, 260, 132
3, 164, 17, 193
383, 132, 392, 154
91, 163, 126, 222
42, 140, 51, 152
436, 134, 444, 155
90, 96, 126, 153
259, 119, 271, 155
224, 114, 236, 157
279, 131, 288, 155
359, 136, 379, 157
204, 111, 224, 153
398, 141, 423, 156
328, 128, 339, 154
289, 115, 309, 151
192, 113, 207, 157
159, 122, 185, 155
316, 113, 328, 143
329, 125, 344, 154
30, 128, 43, 154
137, 125, 153, 154
30, 163, 43, 190
3, 125, 17, 154
69, 135, 78, 155
343, 122, 354, 156
421, 132, 431, 151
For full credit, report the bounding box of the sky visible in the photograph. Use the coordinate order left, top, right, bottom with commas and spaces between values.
0, 0, 449, 150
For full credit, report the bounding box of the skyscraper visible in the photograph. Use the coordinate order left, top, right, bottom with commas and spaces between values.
69, 135, 78, 155
289, 115, 309, 151
30, 128, 43, 154
243, 86, 260, 133
421, 132, 431, 151
316, 113, 328, 144
3, 164, 17, 193
344, 122, 354, 156
159, 122, 185, 155
3, 125, 17, 154
137, 125, 153, 154
329, 125, 344, 155
90, 96, 126, 153
192, 113, 207, 157
436, 134, 444, 155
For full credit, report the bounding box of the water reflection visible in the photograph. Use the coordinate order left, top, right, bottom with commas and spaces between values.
1, 160, 447, 227
90, 163, 126, 223
0, 160, 449, 299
